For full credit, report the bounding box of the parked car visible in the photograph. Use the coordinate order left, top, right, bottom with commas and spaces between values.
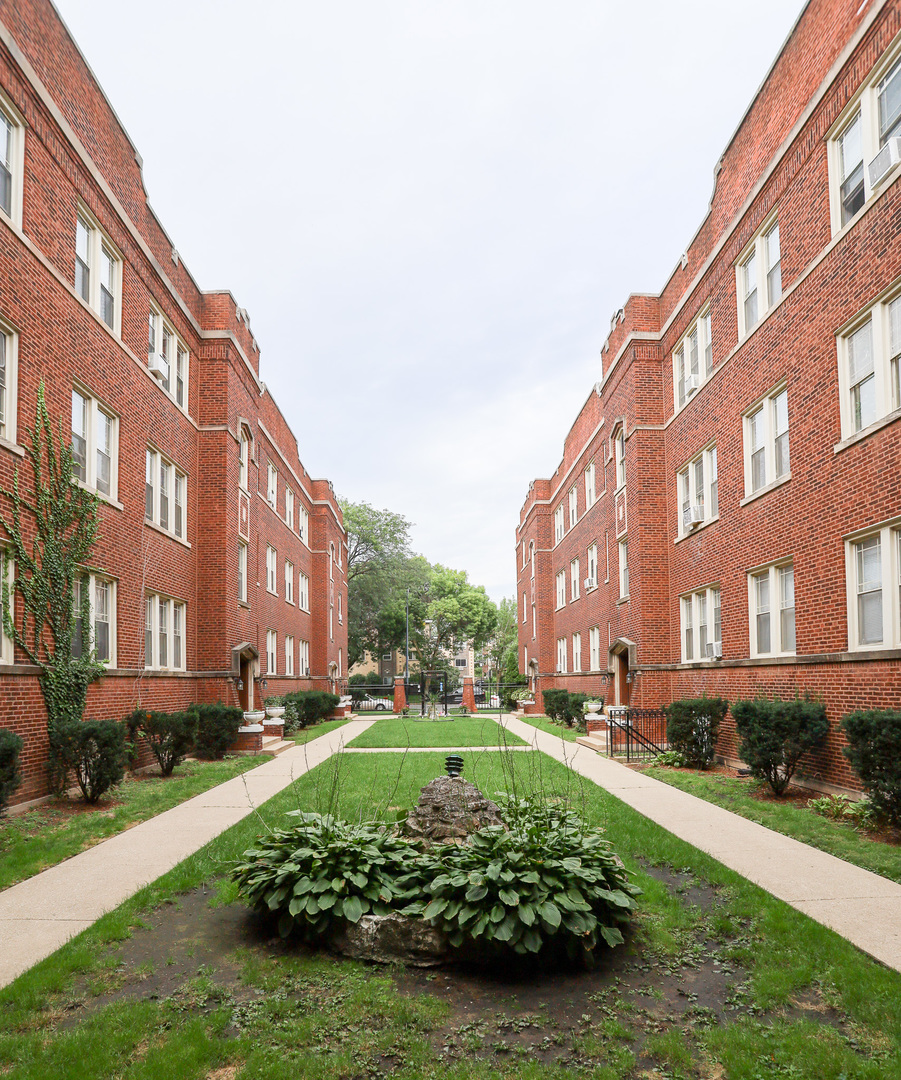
360, 694, 393, 711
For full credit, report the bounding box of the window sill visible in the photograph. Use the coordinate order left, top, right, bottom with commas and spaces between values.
143, 518, 191, 548
0, 435, 25, 458
238, 600, 250, 609
740, 474, 791, 507
834, 409, 901, 454
74, 478, 124, 511
616, 595, 629, 605
674, 515, 719, 544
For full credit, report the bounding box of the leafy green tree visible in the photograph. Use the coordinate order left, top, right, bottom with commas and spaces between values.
411, 565, 496, 684
482, 596, 518, 689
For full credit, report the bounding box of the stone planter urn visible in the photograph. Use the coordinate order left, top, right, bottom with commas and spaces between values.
243, 710, 265, 724
583, 701, 602, 715
265, 705, 285, 719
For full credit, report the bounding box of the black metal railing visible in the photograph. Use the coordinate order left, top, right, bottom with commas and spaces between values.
605, 707, 668, 762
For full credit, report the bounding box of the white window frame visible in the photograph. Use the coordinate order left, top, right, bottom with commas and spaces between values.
0, 93, 25, 227
144, 592, 186, 670
298, 505, 309, 542
75, 205, 121, 335
572, 632, 582, 673
618, 539, 629, 599
147, 303, 189, 408
299, 571, 310, 612
73, 572, 117, 666
585, 460, 596, 508
589, 626, 601, 671
570, 558, 580, 602
554, 504, 564, 543
239, 429, 250, 491
568, 487, 577, 529
0, 317, 19, 446
614, 426, 626, 490
555, 570, 566, 609
677, 444, 718, 537
266, 545, 278, 594
680, 585, 721, 663
827, 46, 901, 234
845, 521, 901, 651
736, 214, 781, 339
586, 543, 598, 590
522, 592, 527, 623
267, 461, 278, 508
748, 560, 796, 658
145, 447, 187, 540
285, 635, 295, 676
556, 636, 567, 673
238, 540, 247, 603
285, 559, 294, 604
267, 629, 277, 674
742, 385, 789, 498
300, 639, 310, 677
836, 290, 901, 440
0, 550, 12, 663
285, 487, 294, 528
672, 306, 713, 410
71, 387, 117, 500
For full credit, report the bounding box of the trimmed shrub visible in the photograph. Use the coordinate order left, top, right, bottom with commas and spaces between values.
0, 729, 23, 815
664, 695, 728, 769
129, 708, 197, 776
283, 691, 340, 730
731, 695, 829, 796
48, 719, 127, 803
841, 708, 901, 826
542, 689, 570, 725
192, 702, 243, 759
563, 693, 589, 729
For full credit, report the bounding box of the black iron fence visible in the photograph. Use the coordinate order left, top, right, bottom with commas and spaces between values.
605, 707, 668, 762
346, 682, 527, 715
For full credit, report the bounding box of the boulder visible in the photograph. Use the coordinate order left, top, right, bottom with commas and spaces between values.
402, 775, 505, 844
330, 914, 447, 967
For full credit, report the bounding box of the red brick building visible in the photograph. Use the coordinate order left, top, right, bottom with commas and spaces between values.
0, 0, 348, 804
517, 0, 901, 793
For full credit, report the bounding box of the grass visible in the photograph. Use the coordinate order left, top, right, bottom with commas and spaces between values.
2, 750, 901, 1078
515, 714, 582, 742
643, 765, 901, 884
345, 716, 527, 748
290, 718, 352, 745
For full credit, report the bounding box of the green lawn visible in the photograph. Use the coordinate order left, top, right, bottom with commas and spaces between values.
345, 715, 527, 748
2, 750, 901, 1078
290, 718, 352, 745
515, 714, 582, 742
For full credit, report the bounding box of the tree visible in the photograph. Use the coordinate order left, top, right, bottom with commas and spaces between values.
0, 385, 106, 732
410, 565, 497, 685
482, 596, 518, 689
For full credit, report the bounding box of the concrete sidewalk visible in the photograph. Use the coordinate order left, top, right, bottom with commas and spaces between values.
503, 716, 901, 972
0, 720, 375, 990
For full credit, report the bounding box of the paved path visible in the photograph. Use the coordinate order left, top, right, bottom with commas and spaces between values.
503, 716, 901, 972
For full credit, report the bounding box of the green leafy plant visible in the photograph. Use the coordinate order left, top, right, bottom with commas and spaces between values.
283, 691, 340, 732
807, 792, 874, 828
731, 695, 829, 796
664, 695, 728, 769
191, 702, 243, 759
230, 811, 424, 939
840, 708, 901, 826
127, 709, 197, 777
541, 689, 570, 724
48, 719, 126, 803
0, 728, 23, 815
654, 749, 687, 768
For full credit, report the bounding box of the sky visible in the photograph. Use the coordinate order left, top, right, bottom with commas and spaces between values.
56, 0, 805, 604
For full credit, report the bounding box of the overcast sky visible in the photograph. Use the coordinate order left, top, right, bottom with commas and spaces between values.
57, 0, 804, 604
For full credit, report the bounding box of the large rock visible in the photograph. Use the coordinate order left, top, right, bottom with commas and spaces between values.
402, 775, 505, 844
330, 914, 447, 966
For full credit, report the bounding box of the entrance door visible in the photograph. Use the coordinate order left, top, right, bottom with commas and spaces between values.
616, 651, 631, 707
238, 655, 250, 712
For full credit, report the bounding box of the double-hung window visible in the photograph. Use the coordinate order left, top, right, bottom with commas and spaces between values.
0, 550, 12, 663
570, 558, 580, 602
585, 460, 596, 507
589, 626, 601, 671
568, 487, 577, 528
743, 386, 789, 497
838, 293, 901, 438
238, 541, 247, 602
72, 388, 116, 499
618, 539, 629, 599
680, 585, 721, 662
586, 543, 598, 589
0, 97, 24, 225
554, 504, 564, 543
267, 629, 277, 674
285, 560, 294, 603
285, 487, 294, 528
75, 209, 120, 333
298, 505, 309, 542
736, 218, 782, 338
299, 571, 309, 611
748, 561, 795, 657
144, 593, 186, 669
147, 305, 188, 407
299, 639, 310, 676
267, 462, 278, 507
677, 445, 718, 535
846, 523, 901, 650
555, 570, 566, 609
145, 448, 187, 539
673, 308, 713, 409
285, 635, 295, 676
0, 318, 18, 445
614, 427, 626, 489
238, 430, 250, 490
72, 572, 116, 664
572, 632, 582, 672
266, 546, 278, 594
556, 637, 567, 673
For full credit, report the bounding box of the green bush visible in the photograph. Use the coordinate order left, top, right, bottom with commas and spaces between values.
0, 729, 23, 815
541, 689, 569, 724
731, 695, 829, 796
48, 719, 127, 803
192, 702, 243, 759
664, 695, 728, 769
841, 708, 901, 826
128, 708, 197, 776
283, 691, 340, 731
564, 692, 589, 729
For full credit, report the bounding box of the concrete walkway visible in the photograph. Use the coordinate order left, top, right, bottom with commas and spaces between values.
503, 716, 901, 973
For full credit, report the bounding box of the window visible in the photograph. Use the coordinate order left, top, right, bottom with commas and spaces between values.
267, 462, 278, 507
555, 570, 566, 609
338, 592, 343, 623
285, 487, 294, 528
238, 541, 247, 602
680, 585, 721, 662
266, 545, 277, 594
556, 637, 567, 673
145, 448, 187, 539
285, 560, 294, 603
0, 551, 12, 663
299, 571, 309, 611
589, 626, 601, 671
239, 430, 250, 490
554, 504, 564, 543
72, 572, 116, 665
0, 98, 24, 225
743, 386, 788, 496
829, 50, 901, 231
673, 307, 713, 409
586, 543, 598, 589
522, 592, 527, 622
0, 319, 18, 445
837, 294, 901, 438
614, 427, 626, 489
144, 593, 186, 670
748, 561, 795, 657
585, 460, 596, 507
298, 505, 309, 541
147, 305, 188, 406
619, 539, 629, 598
677, 445, 718, 535
71, 388, 116, 499
568, 487, 577, 528
736, 218, 781, 338
570, 558, 580, 601
572, 632, 582, 672
846, 524, 901, 650
75, 209, 120, 333
286, 635, 295, 676
299, 639, 310, 676
267, 629, 277, 674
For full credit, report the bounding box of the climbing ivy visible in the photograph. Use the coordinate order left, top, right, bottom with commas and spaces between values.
0, 384, 106, 731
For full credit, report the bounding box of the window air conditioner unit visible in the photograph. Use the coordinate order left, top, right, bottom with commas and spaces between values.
584, 576, 596, 589
148, 357, 167, 381
683, 505, 705, 528
706, 640, 723, 659
868, 137, 901, 188
683, 374, 701, 397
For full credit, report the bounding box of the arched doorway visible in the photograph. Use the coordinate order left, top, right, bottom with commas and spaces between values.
231, 642, 260, 712
608, 638, 637, 707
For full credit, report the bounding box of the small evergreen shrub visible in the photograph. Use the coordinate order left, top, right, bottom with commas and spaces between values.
129, 708, 197, 776
0, 729, 24, 815
731, 695, 829, 796
542, 689, 570, 724
192, 702, 243, 759
563, 693, 589, 729
664, 695, 728, 769
841, 708, 901, 826
48, 719, 127, 803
